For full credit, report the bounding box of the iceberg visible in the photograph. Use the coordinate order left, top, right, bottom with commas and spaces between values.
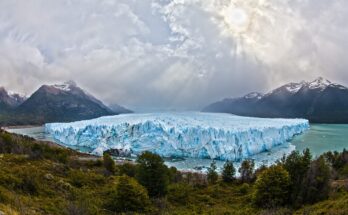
45, 112, 309, 161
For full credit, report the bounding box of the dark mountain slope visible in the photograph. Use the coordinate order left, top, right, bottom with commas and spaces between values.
203, 77, 348, 123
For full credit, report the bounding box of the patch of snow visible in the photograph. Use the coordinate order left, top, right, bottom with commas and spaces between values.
285, 82, 304, 93
52, 81, 77, 92
308, 77, 331, 90
45, 112, 309, 161
244, 92, 263, 99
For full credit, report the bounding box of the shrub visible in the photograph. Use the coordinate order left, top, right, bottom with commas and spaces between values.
280, 148, 311, 205
0, 187, 9, 203
222, 160, 236, 183
168, 166, 183, 183
103, 152, 115, 174
301, 156, 331, 204
105, 175, 151, 213
68, 170, 105, 188
167, 183, 193, 205
207, 161, 219, 184
136, 151, 169, 197
239, 183, 250, 195
254, 165, 290, 208
16, 169, 40, 195
118, 162, 137, 177
238, 159, 255, 183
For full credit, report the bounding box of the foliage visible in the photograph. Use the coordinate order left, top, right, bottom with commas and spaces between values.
239, 159, 255, 183
301, 156, 331, 204
323, 149, 348, 179
207, 160, 219, 184
254, 165, 290, 208
0, 130, 348, 214
167, 183, 193, 205
102, 152, 115, 174
104, 175, 151, 213
117, 162, 138, 177
136, 151, 169, 197
280, 148, 311, 205
222, 160, 236, 183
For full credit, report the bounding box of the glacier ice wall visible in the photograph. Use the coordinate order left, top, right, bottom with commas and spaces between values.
45, 112, 309, 161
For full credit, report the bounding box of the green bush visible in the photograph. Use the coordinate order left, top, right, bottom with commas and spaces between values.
136, 151, 169, 197
301, 156, 331, 204
103, 152, 115, 175
16, 169, 40, 195
222, 160, 236, 183
0, 187, 9, 203
167, 183, 193, 205
254, 165, 290, 208
68, 170, 105, 188
104, 175, 151, 213
239, 183, 250, 195
118, 162, 138, 177
281, 149, 311, 205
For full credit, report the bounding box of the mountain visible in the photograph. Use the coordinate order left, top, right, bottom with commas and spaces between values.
0, 87, 26, 111
203, 77, 348, 123
0, 81, 132, 125
108, 103, 133, 114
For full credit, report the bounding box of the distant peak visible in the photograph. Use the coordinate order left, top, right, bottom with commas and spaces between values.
51, 80, 78, 92
308, 77, 331, 90
311, 77, 331, 84
64, 80, 77, 87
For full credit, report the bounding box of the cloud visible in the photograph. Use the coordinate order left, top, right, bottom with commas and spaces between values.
0, 0, 347, 110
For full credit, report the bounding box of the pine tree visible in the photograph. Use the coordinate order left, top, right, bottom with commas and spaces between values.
222, 160, 236, 183
136, 151, 169, 197
207, 160, 219, 184
302, 156, 331, 204
238, 159, 255, 183
105, 175, 151, 213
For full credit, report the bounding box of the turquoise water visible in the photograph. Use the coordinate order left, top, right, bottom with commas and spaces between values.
6, 124, 348, 172
292, 124, 348, 157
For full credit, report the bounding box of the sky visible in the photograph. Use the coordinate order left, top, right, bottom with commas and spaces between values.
0, 0, 348, 111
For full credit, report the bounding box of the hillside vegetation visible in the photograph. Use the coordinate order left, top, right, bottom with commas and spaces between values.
0, 129, 347, 214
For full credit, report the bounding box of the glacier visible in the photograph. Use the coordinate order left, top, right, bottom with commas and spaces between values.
45, 112, 309, 161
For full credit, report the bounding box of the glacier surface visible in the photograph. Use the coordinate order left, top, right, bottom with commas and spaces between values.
45, 112, 309, 161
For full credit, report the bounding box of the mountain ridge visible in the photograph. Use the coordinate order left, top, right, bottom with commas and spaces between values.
0, 81, 132, 125
203, 77, 348, 123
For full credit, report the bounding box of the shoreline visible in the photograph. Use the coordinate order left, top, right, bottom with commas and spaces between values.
2, 125, 43, 129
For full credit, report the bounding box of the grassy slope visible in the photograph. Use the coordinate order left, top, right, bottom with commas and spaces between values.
0, 131, 347, 215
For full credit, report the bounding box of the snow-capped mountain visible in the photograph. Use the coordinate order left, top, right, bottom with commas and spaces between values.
203, 77, 348, 123
0, 81, 132, 125
0, 87, 26, 111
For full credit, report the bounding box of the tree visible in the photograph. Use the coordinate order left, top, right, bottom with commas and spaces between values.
238, 159, 255, 183
136, 151, 169, 197
281, 149, 311, 205
207, 160, 219, 184
253, 165, 290, 208
222, 160, 236, 183
301, 156, 331, 204
105, 175, 151, 213
103, 152, 115, 174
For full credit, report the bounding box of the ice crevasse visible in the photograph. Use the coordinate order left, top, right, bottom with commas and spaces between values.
45, 112, 309, 161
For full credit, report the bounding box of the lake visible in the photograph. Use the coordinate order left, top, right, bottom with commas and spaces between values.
6, 124, 348, 172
